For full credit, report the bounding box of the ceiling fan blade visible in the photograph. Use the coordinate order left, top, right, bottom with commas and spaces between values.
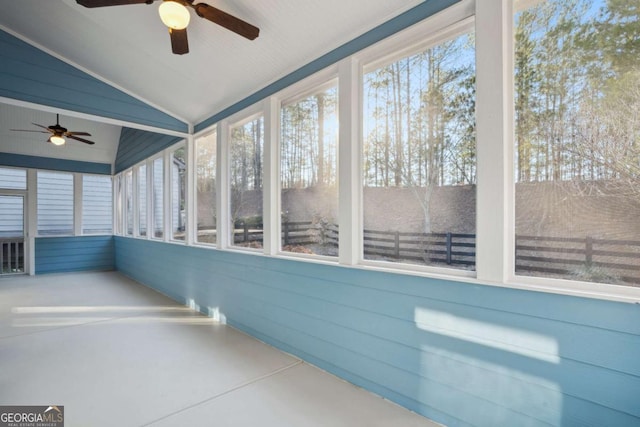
10, 129, 50, 133
76, 0, 153, 7
31, 123, 53, 131
169, 28, 189, 55
66, 131, 92, 137
192, 3, 259, 40
68, 135, 96, 145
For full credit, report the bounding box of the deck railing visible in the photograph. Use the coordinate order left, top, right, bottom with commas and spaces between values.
0, 238, 24, 274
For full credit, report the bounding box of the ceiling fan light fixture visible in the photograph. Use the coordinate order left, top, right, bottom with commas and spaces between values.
50, 135, 66, 146
159, 1, 190, 30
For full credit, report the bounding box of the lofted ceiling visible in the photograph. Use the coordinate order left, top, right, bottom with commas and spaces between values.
0, 0, 423, 128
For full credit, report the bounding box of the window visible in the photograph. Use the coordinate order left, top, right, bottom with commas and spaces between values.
37, 171, 74, 236
196, 131, 217, 245
0, 167, 27, 190
514, 0, 640, 287
82, 175, 113, 234
138, 164, 147, 237
362, 29, 476, 270
230, 115, 264, 249
280, 84, 338, 257
170, 146, 187, 241
113, 174, 122, 235
152, 157, 164, 239
124, 170, 133, 236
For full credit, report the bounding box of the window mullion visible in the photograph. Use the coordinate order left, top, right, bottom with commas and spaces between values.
475, 0, 514, 283
217, 121, 230, 249
263, 97, 280, 256
338, 57, 362, 266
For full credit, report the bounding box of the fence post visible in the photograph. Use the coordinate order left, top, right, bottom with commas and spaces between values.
585, 236, 593, 267
284, 221, 289, 246
243, 222, 249, 243
446, 232, 452, 265
394, 231, 400, 259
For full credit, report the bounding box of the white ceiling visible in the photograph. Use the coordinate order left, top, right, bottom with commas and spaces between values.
0, 0, 422, 126
0, 103, 121, 164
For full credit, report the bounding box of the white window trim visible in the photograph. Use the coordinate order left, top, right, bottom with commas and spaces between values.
226, 106, 265, 254
169, 141, 187, 244
149, 153, 165, 241
111, 0, 640, 304
81, 173, 114, 236
193, 129, 218, 248
276, 75, 341, 262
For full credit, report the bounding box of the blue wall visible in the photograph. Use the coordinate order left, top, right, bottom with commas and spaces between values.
115, 237, 640, 427
36, 236, 114, 274
114, 127, 183, 173
0, 152, 111, 175
0, 29, 188, 133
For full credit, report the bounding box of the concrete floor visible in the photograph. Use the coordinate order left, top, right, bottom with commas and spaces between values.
0, 271, 440, 427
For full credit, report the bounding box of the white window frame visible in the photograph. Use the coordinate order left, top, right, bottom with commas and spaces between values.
116, 0, 639, 303
226, 105, 266, 254
169, 142, 187, 243
35, 170, 75, 238
355, 2, 477, 278
81, 173, 113, 236
193, 129, 218, 248
149, 153, 165, 241
277, 72, 340, 262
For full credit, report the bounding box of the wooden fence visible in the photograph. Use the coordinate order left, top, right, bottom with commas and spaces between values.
515, 235, 640, 284
363, 229, 476, 268
233, 221, 640, 285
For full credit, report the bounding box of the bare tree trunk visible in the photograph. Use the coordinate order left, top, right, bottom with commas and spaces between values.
316, 93, 325, 186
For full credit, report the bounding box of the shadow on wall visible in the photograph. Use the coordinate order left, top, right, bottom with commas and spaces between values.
114, 238, 640, 427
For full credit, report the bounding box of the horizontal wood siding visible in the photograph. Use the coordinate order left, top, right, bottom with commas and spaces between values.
37, 171, 74, 236
82, 175, 113, 234
36, 236, 114, 274
0, 152, 111, 175
114, 127, 182, 173
114, 237, 640, 427
0, 29, 187, 133
0, 195, 23, 237
0, 167, 27, 189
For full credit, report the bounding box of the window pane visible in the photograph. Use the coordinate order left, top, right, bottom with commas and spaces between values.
0, 168, 26, 190
196, 131, 217, 245
153, 157, 164, 239
281, 85, 338, 256
138, 165, 147, 237
362, 30, 476, 269
171, 147, 186, 241
230, 116, 264, 249
125, 170, 133, 236
0, 195, 24, 238
37, 171, 74, 236
82, 175, 112, 234
514, 0, 640, 286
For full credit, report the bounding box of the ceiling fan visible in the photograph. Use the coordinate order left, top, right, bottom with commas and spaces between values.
11, 114, 95, 146
76, 0, 260, 55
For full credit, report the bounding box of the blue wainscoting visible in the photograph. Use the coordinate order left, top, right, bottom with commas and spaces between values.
36, 236, 114, 274
115, 237, 640, 427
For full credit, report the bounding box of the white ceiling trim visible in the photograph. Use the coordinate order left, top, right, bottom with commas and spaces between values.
0, 96, 189, 139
